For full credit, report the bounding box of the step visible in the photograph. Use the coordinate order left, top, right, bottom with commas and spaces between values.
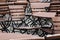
14, 1, 28, 5
0, 11, 9, 13
54, 26, 60, 31
0, 8, 9, 10
11, 14, 24, 16
0, 11, 9, 14
50, 8, 60, 10
49, 10, 57, 12
52, 17, 60, 21
11, 13, 25, 16
0, 7, 9, 9
7, 0, 16, 2
51, 5, 60, 7
46, 34, 60, 39
0, 0, 6, 2
50, 7, 60, 10
0, 9, 9, 11
8, 5, 25, 9
53, 23, 60, 27
0, 1, 27, 5
51, 0, 60, 1
17, 0, 28, 3
12, 16, 25, 19
10, 10, 24, 12
32, 12, 56, 18
10, 11, 24, 13
54, 31, 60, 34
31, 3, 50, 8
9, 8, 24, 10
8, 0, 27, 2
32, 9, 46, 12
29, 0, 40, 2
0, 2, 11, 6
51, 1, 60, 4
57, 10, 60, 12
0, 33, 44, 40
0, 6, 8, 8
